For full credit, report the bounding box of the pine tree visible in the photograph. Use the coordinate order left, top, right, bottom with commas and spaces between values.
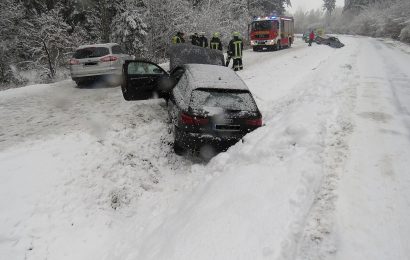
323, 0, 336, 14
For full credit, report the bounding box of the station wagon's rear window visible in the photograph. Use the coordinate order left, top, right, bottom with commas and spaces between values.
73, 47, 109, 59
190, 89, 257, 111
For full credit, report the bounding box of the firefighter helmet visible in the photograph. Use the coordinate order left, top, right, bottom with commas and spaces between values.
232, 32, 241, 37
213, 32, 220, 38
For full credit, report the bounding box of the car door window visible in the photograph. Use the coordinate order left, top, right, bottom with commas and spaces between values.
74, 47, 109, 59
127, 62, 165, 75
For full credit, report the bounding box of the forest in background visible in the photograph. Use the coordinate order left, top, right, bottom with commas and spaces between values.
295, 0, 410, 43
0, 0, 409, 86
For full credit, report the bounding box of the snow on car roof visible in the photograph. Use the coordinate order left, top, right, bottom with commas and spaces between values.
184, 64, 249, 91
77, 43, 119, 49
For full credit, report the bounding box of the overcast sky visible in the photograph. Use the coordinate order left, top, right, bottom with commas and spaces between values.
286, 0, 345, 13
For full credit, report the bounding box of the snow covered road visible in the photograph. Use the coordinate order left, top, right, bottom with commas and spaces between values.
1, 36, 410, 260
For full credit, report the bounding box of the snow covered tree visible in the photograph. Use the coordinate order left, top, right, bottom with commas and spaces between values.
141, 0, 193, 61
0, 0, 26, 84
323, 0, 336, 14
18, 7, 75, 80
246, 0, 291, 15
88, 0, 125, 43
111, 7, 148, 57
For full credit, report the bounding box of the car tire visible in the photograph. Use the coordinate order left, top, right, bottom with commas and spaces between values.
173, 141, 186, 155
75, 80, 84, 88
121, 84, 134, 100
252, 46, 258, 52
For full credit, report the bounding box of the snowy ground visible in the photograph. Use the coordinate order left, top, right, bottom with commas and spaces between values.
1, 36, 410, 260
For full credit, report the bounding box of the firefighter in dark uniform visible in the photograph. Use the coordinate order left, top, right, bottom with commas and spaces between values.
210, 32, 223, 51
172, 31, 185, 44
228, 32, 243, 71
191, 32, 200, 46
198, 32, 208, 48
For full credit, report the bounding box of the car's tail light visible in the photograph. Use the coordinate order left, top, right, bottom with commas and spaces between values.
246, 118, 262, 126
69, 58, 80, 65
100, 55, 118, 62
181, 113, 209, 125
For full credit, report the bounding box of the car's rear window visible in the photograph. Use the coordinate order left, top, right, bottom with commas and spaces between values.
73, 47, 109, 59
190, 89, 257, 111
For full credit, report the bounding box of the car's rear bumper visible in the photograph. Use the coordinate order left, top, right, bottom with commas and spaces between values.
72, 73, 121, 81
70, 67, 121, 78
175, 128, 245, 151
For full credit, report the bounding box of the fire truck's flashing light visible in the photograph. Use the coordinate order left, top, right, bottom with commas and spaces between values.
254, 16, 277, 21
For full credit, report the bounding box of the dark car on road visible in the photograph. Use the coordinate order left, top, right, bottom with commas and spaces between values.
120, 44, 262, 156
315, 35, 345, 48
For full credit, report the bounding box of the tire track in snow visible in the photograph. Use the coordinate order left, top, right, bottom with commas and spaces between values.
280, 37, 359, 260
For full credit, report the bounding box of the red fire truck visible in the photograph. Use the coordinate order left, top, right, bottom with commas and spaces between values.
250, 15, 294, 51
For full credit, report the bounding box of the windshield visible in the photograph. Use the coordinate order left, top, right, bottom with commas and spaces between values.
251, 20, 273, 31
190, 89, 257, 112
73, 47, 110, 59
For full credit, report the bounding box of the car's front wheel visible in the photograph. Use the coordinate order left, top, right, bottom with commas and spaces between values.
173, 141, 186, 155
173, 126, 186, 155
75, 80, 85, 88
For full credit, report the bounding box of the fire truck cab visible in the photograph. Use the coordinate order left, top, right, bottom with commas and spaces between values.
250, 15, 294, 51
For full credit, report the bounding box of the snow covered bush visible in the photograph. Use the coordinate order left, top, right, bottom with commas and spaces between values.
344, 0, 410, 40
399, 24, 410, 43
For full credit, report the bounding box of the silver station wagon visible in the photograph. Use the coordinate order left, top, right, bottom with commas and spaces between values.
69, 43, 134, 87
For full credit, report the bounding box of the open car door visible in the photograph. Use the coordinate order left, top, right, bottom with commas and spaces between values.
121, 60, 169, 101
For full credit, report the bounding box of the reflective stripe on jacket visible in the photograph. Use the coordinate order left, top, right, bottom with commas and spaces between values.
210, 37, 222, 50
229, 39, 243, 58
210, 42, 219, 49
172, 36, 181, 44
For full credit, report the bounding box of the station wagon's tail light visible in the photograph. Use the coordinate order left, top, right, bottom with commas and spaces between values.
181, 113, 209, 125
69, 58, 80, 65
246, 118, 262, 127
100, 55, 118, 62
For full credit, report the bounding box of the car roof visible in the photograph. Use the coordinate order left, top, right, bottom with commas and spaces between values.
76, 43, 119, 49
183, 64, 249, 91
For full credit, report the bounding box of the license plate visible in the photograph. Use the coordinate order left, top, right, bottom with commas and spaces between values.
84, 62, 98, 66
221, 118, 234, 124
